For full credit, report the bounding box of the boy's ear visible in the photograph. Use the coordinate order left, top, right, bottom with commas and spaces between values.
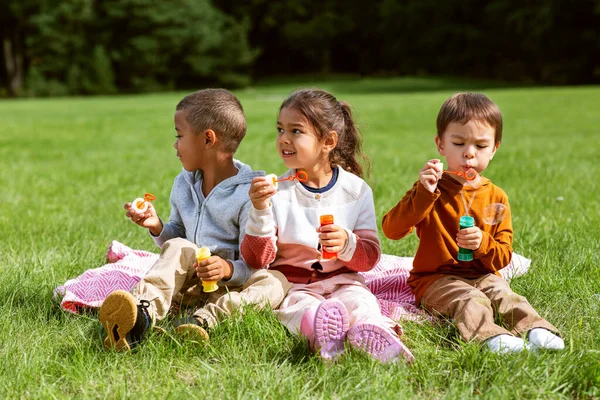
202, 129, 217, 149
490, 141, 501, 159
435, 136, 445, 156
323, 130, 338, 152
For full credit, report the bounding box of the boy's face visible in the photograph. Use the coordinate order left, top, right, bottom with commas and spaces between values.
276, 107, 328, 170
174, 110, 206, 171
435, 119, 500, 176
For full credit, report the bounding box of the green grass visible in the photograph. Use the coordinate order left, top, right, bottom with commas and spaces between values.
1, 76, 599, 399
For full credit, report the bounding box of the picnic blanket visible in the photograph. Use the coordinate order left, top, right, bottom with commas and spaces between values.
54, 241, 531, 322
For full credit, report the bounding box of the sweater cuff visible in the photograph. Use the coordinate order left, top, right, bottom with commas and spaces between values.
473, 231, 491, 260
224, 259, 251, 287
338, 228, 357, 261
416, 180, 441, 200
151, 218, 169, 247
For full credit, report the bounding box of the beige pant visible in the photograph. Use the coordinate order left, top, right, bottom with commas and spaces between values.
421, 273, 558, 342
131, 238, 291, 326
276, 273, 399, 335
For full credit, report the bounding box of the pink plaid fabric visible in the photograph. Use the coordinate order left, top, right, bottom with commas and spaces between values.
360, 255, 432, 322
53, 241, 158, 313
54, 241, 529, 323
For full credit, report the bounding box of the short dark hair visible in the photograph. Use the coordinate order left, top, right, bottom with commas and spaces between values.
437, 92, 503, 143
176, 89, 246, 153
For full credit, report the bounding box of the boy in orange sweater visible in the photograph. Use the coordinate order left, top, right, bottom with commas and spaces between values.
382, 92, 564, 353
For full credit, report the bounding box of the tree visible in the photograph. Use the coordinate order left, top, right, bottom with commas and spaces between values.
95, 0, 257, 91
0, 1, 40, 96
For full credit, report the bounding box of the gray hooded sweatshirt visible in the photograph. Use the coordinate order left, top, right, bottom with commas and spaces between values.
152, 159, 264, 287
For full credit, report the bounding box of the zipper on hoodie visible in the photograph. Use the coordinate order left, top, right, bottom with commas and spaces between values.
190, 183, 202, 244
193, 180, 223, 245
190, 165, 256, 245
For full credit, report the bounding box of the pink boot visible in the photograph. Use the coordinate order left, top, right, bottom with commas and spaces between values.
300, 299, 350, 360
347, 322, 415, 363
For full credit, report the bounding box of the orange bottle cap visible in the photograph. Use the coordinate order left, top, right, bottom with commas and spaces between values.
320, 214, 334, 225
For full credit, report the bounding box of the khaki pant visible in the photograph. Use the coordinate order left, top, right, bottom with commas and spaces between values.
276, 273, 400, 335
421, 274, 557, 342
131, 238, 292, 327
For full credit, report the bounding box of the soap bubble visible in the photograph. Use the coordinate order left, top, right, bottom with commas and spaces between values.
482, 203, 507, 225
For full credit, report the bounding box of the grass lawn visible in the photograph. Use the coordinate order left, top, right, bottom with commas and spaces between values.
1, 77, 599, 399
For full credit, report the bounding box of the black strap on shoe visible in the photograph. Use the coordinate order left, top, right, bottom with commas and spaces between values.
126, 300, 151, 348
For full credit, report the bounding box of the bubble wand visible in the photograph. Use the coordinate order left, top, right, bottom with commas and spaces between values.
131, 193, 156, 214
443, 168, 481, 188
265, 171, 309, 189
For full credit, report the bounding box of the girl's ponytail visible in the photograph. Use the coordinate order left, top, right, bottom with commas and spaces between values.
332, 102, 370, 179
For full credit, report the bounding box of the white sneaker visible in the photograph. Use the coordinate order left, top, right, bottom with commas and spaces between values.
528, 328, 565, 351
485, 334, 526, 353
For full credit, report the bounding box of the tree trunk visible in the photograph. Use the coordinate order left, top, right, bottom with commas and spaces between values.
3, 32, 24, 97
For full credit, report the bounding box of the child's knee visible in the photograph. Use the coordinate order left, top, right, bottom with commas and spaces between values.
453, 291, 492, 314
246, 269, 292, 295
163, 237, 194, 250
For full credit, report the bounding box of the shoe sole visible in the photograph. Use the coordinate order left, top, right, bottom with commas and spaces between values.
314, 299, 350, 359
347, 322, 415, 363
99, 290, 137, 352
174, 324, 210, 342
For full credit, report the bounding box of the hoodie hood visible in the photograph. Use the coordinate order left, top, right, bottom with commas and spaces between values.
181, 159, 264, 187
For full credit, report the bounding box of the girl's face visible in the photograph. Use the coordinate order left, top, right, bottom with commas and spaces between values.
435, 119, 500, 178
276, 107, 330, 171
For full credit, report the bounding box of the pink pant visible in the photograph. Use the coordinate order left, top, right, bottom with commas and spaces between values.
276, 273, 399, 334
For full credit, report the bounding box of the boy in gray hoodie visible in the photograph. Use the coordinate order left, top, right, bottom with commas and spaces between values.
99, 89, 291, 351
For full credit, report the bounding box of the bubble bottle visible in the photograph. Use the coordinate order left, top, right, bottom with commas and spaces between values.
457, 216, 475, 261
319, 214, 337, 259
196, 247, 218, 292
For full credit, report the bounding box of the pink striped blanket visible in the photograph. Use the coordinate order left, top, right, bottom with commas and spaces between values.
54, 241, 531, 323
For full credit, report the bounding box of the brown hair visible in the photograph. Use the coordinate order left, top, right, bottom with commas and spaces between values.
176, 88, 246, 153
279, 89, 370, 178
436, 92, 503, 143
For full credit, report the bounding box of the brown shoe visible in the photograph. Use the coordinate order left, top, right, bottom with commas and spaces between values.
99, 290, 151, 351
173, 317, 210, 342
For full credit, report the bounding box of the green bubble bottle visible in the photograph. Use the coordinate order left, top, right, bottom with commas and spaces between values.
457, 216, 474, 261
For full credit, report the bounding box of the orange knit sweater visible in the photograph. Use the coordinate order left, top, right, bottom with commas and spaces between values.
382, 175, 513, 305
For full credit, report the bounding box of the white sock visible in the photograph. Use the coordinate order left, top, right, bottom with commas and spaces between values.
528, 328, 565, 351
485, 334, 526, 354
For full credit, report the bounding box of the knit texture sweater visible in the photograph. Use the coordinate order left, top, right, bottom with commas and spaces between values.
382, 174, 513, 304
241, 166, 381, 283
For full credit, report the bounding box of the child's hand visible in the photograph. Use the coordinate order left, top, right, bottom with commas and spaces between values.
249, 176, 276, 210
317, 224, 348, 255
456, 226, 482, 251
195, 255, 233, 281
124, 202, 162, 236
419, 159, 443, 193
